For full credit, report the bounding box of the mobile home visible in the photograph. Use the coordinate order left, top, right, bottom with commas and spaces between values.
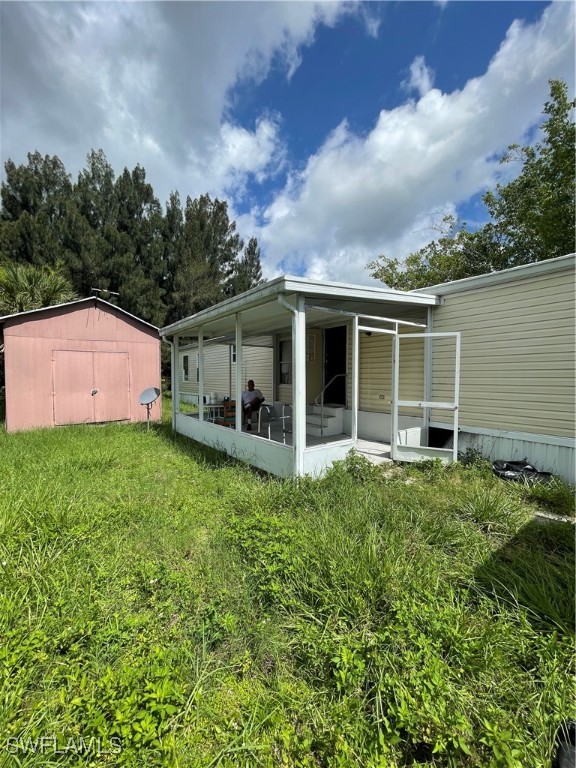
161, 254, 574, 482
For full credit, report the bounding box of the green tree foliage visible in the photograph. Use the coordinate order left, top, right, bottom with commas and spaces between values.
167, 194, 245, 323
0, 152, 264, 327
367, 217, 504, 292
368, 80, 575, 290
484, 80, 576, 264
1, 151, 72, 221
0, 261, 76, 314
230, 237, 264, 295
0, 152, 72, 269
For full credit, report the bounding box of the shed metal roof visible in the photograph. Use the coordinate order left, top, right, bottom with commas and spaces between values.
0, 296, 159, 332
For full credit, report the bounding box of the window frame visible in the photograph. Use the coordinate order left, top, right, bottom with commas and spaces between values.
279, 340, 292, 386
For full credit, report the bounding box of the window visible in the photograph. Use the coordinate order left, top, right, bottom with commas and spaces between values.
306, 334, 315, 363
182, 355, 189, 382
231, 344, 237, 363
279, 340, 292, 385
196, 353, 199, 383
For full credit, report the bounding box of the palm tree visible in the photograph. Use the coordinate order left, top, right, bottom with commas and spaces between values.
0, 261, 77, 315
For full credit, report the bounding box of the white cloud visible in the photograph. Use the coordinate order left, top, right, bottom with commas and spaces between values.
1, 0, 574, 290
358, 4, 383, 39
403, 56, 435, 98
258, 0, 575, 285
0, 0, 353, 203
187, 116, 285, 199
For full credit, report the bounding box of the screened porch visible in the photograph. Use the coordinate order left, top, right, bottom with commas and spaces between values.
161, 276, 459, 478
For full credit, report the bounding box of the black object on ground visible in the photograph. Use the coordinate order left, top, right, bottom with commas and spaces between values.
492, 460, 553, 484
552, 720, 576, 768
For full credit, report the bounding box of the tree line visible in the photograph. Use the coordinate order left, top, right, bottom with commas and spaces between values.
0, 149, 262, 324
1, 80, 573, 318
368, 80, 575, 290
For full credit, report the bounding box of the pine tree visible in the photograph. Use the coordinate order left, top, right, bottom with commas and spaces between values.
229, 237, 263, 295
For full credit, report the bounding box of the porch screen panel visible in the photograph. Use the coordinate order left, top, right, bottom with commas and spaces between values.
397, 332, 425, 417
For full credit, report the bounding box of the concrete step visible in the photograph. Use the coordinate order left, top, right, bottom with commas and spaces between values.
306, 413, 336, 426
308, 404, 345, 417
305, 420, 343, 438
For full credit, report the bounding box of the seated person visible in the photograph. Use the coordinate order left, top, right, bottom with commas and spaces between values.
241, 380, 264, 431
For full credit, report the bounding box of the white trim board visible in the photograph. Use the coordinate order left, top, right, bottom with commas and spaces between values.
422, 253, 575, 296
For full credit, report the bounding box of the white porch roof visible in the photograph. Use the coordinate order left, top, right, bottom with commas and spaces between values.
160, 275, 439, 339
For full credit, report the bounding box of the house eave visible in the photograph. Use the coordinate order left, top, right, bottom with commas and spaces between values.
420, 253, 575, 296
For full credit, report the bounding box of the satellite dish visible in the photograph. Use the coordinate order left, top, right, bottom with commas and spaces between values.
140, 387, 161, 406
139, 387, 161, 430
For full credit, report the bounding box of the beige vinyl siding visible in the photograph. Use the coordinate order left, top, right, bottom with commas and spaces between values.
431, 268, 575, 437
306, 329, 323, 403
278, 384, 293, 404
179, 346, 228, 396
352, 328, 425, 416
206, 346, 230, 393
244, 347, 273, 402
178, 344, 273, 401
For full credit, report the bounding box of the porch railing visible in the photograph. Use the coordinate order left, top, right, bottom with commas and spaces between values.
314, 373, 346, 437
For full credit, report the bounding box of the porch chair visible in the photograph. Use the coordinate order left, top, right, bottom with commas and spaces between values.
218, 400, 236, 428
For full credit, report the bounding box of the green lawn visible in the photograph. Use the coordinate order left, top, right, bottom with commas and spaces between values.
0, 414, 574, 767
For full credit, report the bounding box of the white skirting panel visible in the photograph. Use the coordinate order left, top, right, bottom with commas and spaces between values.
175, 412, 295, 477
458, 431, 575, 485
343, 409, 422, 442
302, 440, 355, 478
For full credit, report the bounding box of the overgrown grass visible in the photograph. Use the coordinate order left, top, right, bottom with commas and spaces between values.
0, 417, 574, 766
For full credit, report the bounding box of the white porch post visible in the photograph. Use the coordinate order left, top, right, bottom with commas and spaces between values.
198, 327, 204, 422
228, 345, 232, 400
172, 335, 179, 427
235, 313, 243, 432
453, 333, 461, 461
423, 307, 433, 433
351, 315, 359, 441
272, 333, 278, 403
391, 325, 399, 461
293, 295, 307, 475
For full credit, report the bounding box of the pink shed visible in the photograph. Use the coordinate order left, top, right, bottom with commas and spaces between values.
1, 298, 161, 433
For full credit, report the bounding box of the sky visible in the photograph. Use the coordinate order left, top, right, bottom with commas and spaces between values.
1, 1, 574, 286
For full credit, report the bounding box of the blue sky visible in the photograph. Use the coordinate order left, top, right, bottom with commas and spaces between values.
231, 2, 551, 217
1, 1, 574, 285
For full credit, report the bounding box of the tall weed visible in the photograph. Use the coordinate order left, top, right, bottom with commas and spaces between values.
0, 427, 573, 766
